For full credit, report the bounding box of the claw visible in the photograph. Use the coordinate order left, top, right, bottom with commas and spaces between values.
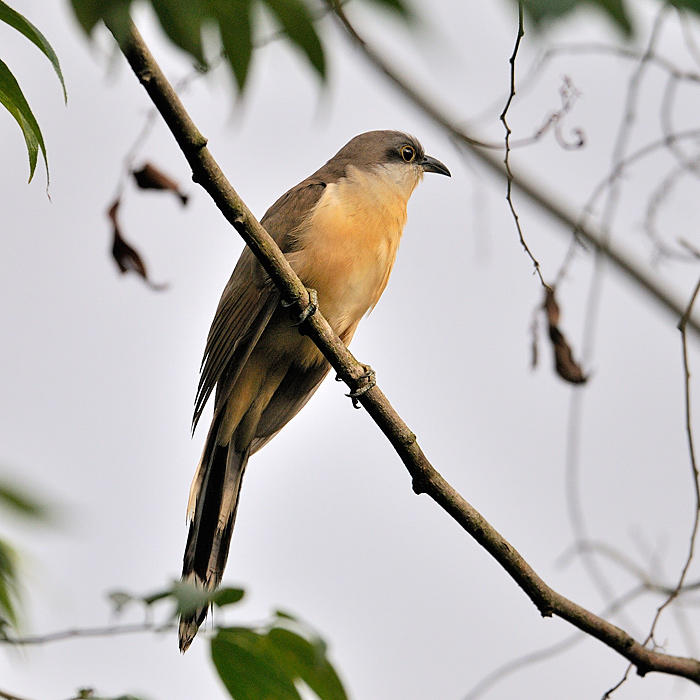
346, 364, 376, 408
282, 288, 318, 326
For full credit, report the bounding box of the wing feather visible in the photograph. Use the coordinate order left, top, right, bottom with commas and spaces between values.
249, 361, 330, 455
192, 182, 327, 431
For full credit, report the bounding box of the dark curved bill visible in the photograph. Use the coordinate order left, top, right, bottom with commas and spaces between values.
421, 154, 451, 177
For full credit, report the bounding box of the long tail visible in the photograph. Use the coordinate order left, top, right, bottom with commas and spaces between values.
178, 416, 249, 652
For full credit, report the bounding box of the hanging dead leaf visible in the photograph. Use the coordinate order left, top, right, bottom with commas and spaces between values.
543, 286, 587, 384
132, 162, 189, 205
108, 199, 167, 291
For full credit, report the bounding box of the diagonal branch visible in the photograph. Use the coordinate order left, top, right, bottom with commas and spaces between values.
0, 689, 32, 700
108, 19, 700, 688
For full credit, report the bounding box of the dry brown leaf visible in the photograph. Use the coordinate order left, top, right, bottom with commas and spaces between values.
132, 162, 189, 205
543, 286, 587, 384
108, 199, 167, 291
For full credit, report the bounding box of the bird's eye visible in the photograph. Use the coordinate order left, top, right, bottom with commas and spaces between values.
400, 145, 415, 162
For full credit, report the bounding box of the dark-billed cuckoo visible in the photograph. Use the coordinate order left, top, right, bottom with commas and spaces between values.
179, 130, 450, 650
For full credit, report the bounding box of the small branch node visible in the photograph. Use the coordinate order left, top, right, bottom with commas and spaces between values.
136, 68, 153, 85
411, 474, 427, 495
400, 430, 417, 447
232, 216, 246, 233
537, 603, 554, 618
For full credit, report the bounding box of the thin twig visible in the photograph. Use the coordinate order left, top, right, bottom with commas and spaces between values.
639, 275, 700, 640
0, 689, 32, 700
2, 621, 173, 646
644, 156, 700, 263
560, 540, 700, 596
500, 2, 546, 287
574, 11, 673, 696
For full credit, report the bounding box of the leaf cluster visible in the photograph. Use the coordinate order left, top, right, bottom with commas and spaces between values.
0, 1, 65, 182
74, 0, 302, 92
0, 479, 50, 636
70, 0, 408, 92
520, 0, 700, 36
106, 582, 348, 699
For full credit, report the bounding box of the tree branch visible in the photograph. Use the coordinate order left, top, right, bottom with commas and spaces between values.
0, 689, 32, 700
327, 1, 700, 338
1, 621, 172, 646
108, 19, 700, 687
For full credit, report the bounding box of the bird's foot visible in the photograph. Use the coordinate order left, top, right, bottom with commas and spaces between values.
345, 364, 376, 409
282, 288, 318, 326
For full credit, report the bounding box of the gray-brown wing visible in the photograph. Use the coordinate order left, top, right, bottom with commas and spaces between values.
249, 361, 331, 455
193, 182, 326, 432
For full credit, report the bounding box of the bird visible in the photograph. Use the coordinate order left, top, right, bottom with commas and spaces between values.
179, 130, 450, 651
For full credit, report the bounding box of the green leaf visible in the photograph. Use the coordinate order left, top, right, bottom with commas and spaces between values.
262, 0, 325, 79
360, 0, 411, 17
171, 579, 213, 616
141, 588, 172, 606
0, 1, 67, 101
592, 0, 632, 35
0, 481, 47, 520
212, 627, 302, 700
520, 0, 576, 22
671, 0, 700, 15
0, 539, 19, 630
70, 0, 104, 34
520, 0, 633, 36
215, 0, 253, 92
69, 0, 133, 44
0, 57, 46, 182
150, 0, 205, 64
274, 609, 298, 621
212, 586, 245, 608
267, 626, 347, 700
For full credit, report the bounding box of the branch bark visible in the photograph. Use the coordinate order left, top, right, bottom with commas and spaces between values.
108, 19, 700, 688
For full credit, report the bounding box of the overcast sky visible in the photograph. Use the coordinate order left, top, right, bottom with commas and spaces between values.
2, 1, 700, 699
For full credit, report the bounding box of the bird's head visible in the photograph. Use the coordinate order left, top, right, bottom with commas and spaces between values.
323, 130, 450, 201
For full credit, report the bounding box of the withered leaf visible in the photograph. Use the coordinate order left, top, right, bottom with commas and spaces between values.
108, 199, 167, 291
132, 162, 189, 206
543, 286, 587, 384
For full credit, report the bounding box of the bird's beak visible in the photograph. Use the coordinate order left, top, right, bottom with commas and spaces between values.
421, 154, 451, 177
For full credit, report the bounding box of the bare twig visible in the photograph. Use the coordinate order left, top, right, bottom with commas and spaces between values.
571, 12, 675, 695
500, 2, 546, 287
560, 540, 700, 596
604, 262, 700, 700
639, 275, 700, 639
579, 6, 670, 361
105, 18, 700, 687
644, 157, 700, 263
1, 621, 173, 646
0, 689, 32, 700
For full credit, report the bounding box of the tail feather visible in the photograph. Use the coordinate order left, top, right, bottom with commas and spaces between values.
179, 422, 249, 652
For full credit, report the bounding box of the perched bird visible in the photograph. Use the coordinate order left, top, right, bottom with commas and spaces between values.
179, 130, 450, 651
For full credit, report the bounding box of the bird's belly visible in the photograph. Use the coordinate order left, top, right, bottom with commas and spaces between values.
288, 178, 407, 341
290, 235, 393, 340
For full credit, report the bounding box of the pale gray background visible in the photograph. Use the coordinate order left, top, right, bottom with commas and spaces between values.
1, 1, 699, 698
